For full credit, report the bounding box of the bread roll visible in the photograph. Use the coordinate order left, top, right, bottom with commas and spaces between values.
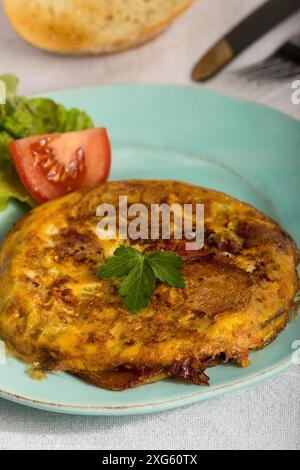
3, 0, 195, 54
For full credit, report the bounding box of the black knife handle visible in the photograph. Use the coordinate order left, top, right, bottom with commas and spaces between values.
228, 0, 300, 54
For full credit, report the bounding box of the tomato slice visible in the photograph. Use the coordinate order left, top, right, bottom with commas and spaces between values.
9, 128, 111, 203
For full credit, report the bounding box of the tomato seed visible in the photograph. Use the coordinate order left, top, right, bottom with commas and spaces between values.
76, 148, 85, 161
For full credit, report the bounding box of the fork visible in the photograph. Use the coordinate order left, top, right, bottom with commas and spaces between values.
236, 34, 300, 81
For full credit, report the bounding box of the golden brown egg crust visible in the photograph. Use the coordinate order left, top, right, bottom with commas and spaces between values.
0, 181, 298, 390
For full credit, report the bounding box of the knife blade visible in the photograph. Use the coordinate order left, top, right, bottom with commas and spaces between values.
192, 0, 300, 82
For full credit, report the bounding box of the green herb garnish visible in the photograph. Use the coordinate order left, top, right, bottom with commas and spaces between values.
99, 247, 186, 315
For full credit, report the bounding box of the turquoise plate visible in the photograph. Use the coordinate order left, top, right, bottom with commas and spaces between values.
0, 85, 299, 415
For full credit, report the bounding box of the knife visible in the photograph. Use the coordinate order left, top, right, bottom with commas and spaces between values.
192, 0, 300, 82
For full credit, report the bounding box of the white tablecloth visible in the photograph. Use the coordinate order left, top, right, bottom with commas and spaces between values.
0, 0, 299, 450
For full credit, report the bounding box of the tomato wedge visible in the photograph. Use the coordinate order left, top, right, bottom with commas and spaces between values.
9, 128, 111, 203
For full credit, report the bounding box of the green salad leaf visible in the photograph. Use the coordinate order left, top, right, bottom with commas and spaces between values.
0, 73, 94, 211
0, 131, 14, 162
0, 169, 35, 212
0, 74, 19, 103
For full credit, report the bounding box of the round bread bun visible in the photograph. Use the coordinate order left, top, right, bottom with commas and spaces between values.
3, 0, 195, 54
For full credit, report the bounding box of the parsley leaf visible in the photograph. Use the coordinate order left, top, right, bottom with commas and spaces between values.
147, 251, 185, 288
120, 259, 156, 315
100, 246, 142, 279
98, 247, 186, 315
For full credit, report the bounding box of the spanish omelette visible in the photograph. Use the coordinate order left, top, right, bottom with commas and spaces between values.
0, 181, 298, 390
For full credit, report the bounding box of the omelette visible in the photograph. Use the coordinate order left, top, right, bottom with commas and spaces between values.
0, 180, 298, 390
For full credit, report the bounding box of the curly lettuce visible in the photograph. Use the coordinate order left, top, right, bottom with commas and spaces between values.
0, 170, 34, 211
0, 74, 94, 211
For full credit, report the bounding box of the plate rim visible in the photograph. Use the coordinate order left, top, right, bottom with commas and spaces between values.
0, 358, 293, 415
35, 83, 300, 125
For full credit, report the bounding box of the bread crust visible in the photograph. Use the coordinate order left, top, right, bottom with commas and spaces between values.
3, 0, 195, 54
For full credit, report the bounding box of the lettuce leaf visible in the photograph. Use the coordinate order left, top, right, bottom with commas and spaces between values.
1, 98, 94, 138
0, 167, 35, 212
0, 74, 94, 211
0, 74, 19, 98
0, 131, 13, 162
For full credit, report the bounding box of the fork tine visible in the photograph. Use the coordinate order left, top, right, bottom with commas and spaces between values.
236, 33, 300, 81
236, 57, 281, 76
272, 67, 300, 80
236, 55, 300, 81
253, 68, 300, 81
250, 59, 295, 79
257, 60, 300, 79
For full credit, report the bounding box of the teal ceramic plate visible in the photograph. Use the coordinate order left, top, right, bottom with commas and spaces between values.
0, 85, 299, 415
